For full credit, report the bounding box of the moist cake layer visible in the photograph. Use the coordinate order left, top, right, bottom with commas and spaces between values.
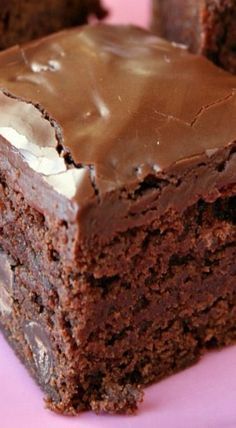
0, 164, 235, 413
0, 25, 235, 414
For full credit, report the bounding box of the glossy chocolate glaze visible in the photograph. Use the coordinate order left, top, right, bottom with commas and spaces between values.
0, 25, 235, 226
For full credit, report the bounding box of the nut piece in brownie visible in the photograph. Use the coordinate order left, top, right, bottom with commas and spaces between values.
0, 0, 107, 50
151, 0, 236, 74
0, 25, 235, 414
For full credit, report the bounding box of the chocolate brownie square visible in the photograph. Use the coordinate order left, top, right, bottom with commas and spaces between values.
0, 25, 235, 414
0, 0, 107, 50
151, 0, 236, 73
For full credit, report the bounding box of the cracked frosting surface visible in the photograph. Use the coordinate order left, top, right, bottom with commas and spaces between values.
0, 24, 235, 204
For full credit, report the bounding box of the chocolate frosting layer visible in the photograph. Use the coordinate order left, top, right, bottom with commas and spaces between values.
0, 24, 235, 207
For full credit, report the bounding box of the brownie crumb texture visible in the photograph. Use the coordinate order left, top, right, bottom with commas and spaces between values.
202, 0, 236, 74
0, 168, 235, 414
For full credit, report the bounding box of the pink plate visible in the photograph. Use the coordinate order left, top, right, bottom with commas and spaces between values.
1, 1, 236, 427
1, 332, 236, 428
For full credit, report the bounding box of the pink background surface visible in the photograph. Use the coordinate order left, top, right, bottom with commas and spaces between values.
1, 332, 236, 428
1, 1, 236, 427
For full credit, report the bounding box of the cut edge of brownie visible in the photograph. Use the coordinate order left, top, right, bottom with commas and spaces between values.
201, 0, 236, 74
0, 136, 235, 414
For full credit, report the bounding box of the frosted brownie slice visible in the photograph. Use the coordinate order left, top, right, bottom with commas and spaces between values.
151, 0, 236, 73
0, 0, 107, 50
0, 25, 235, 414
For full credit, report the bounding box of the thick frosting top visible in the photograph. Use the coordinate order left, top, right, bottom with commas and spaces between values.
0, 24, 235, 204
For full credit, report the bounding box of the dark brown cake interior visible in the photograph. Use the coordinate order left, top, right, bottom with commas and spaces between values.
202, 0, 236, 74
0, 142, 235, 413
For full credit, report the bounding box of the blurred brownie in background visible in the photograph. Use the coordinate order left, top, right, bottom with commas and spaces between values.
0, 0, 107, 50
151, 0, 236, 74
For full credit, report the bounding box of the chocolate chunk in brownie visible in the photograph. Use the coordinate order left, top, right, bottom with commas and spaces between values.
151, 0, 236, 74
0, 250, 14, 317
24, 321, 54, 385
0, 25, 235, 414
